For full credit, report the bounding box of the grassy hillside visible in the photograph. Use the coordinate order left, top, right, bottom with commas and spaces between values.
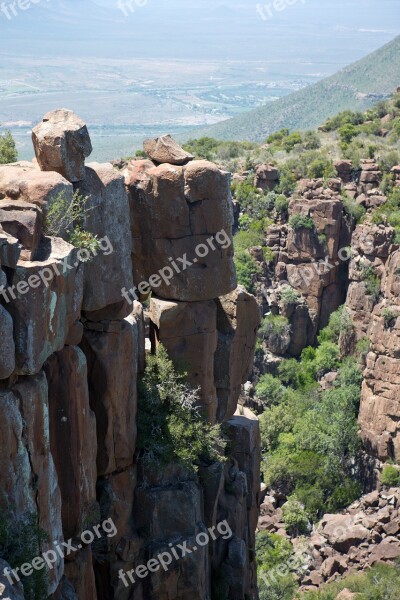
189, 36, 400, 142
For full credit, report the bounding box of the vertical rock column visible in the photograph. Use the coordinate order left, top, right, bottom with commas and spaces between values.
125, 138, 261, 599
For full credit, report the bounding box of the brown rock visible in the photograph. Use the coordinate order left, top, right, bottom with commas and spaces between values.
0, 161, 73, 209
369, 538, 400, 564
45, 346, 97, 539
335, 590, 356, 600
76, 162, 133, 312
32, 109, 92, 182
0, 559, 25, 599
254, 164, 279, 191
126, 159, 236, 301
64, 548, 97, 600
0, 200, 43, 260
143, 134, 193, 165
214, 286, 260, 421
7, 237, 83, 375
81, 313, 140, 475
150, 296, 218, 421
321, 555, 348, 578
0, 374, 64, 593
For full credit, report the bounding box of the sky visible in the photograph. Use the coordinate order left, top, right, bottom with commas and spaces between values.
0, 0, 399, 66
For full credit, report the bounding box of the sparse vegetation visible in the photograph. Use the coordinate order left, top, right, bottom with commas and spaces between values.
0, 130, 17, 164
0, 512, 49, 599
137, 345, 226, 472
381, 464, 400, 487
44, 190, 100, 252
289, 214, 315, 231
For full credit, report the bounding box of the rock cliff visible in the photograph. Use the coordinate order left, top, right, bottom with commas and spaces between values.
0, 112, 260, 599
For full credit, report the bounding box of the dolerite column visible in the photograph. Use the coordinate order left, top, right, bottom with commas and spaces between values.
125, 139, 261, 600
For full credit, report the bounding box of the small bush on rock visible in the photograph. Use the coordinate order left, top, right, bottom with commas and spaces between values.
137, 346, 226, 472
381, 465, 400, 487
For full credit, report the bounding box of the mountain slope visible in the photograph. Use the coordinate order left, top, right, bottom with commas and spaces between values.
189, 35, 400, 142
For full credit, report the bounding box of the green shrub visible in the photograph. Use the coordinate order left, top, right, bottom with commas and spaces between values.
359, 264, 381, 301
289, 214, 315, 231
0, 131, 17, 164
338, 124, 360, 145
282, 497, 310, 535
263, 246, 276, 264
256, 374, 285, 406
342, 192, 366, 223
259, 314, 291, 341
234, 250, 258, 292
259, 308, 363, 520
274, 194, 289, 214
382, 307, 399, 329
313, 342, 340, 376
137, 346, 225, 471
44, 190, 99, 251
318, 307, 354, 345
279, 285, 300, 305
307, 158, 335, 179
381, 465, 400, 487
0, 512, 49, 599
256, 531, 293, 572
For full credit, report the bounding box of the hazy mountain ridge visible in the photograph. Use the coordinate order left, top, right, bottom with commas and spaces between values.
190, 35, 400, 142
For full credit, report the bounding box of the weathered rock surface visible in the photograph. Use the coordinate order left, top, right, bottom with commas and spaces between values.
0, 227, 21, 267
254, 163, 279, 191
7, 237, 83, 375
76, 162, 133, 312
0, 302, 15, 379
214, 286, 260, 421
150, 296, 219, 421
81, 312, 140, 476
32, 109, 92, 182
291, 487, 400, 591
143, 134, 194, 165
0, 200, 43, 260
125, 158, 236, 301
0, 161, 73, 209
45, 345, 97, 539
0, 373, 64, 593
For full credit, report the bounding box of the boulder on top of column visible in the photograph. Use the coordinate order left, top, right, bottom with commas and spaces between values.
125, 157, 236, 301
32, 109, 92, 183
143, 134, 194, 166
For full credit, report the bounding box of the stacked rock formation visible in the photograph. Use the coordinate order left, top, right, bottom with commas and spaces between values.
0, 117, 260, 599
259, 178, 350, 356
254, 164, 279, 191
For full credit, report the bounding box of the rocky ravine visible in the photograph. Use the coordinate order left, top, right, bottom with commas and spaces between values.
0, 113, 261, 599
